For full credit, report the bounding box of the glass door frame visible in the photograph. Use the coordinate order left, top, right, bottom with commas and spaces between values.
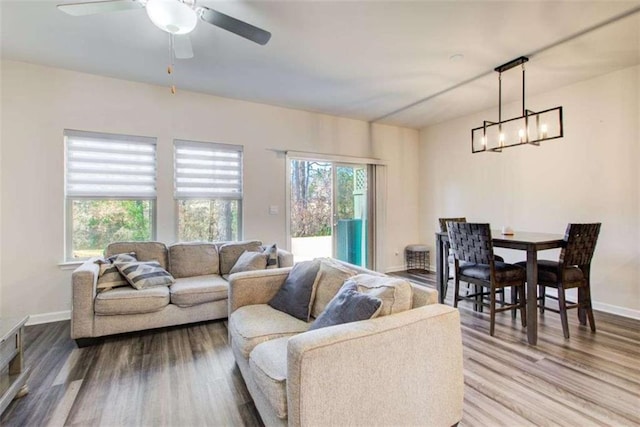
285, 152, 376, 269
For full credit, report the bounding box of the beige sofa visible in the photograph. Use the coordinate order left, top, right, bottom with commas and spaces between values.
71, 240, 293, 345
228, 260, 465, 427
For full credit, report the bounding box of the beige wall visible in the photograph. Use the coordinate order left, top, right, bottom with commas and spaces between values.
419, 65, 640, 315
372, 123, 421, 271
0, 60, 419, 321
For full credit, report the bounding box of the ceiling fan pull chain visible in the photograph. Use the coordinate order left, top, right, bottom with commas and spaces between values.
169, 34, 176, 94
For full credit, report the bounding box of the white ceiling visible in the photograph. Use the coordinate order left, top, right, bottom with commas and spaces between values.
2, 0, 640, 129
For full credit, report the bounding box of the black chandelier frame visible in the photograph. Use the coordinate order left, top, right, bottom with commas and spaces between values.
472, 56, 564, 153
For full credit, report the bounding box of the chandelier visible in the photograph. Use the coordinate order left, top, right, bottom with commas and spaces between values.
472, 56, 563, 153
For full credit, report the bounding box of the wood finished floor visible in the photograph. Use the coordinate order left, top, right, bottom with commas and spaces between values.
2, 271, 639, 426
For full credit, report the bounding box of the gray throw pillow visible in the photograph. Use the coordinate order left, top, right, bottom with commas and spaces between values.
229, 250, 268, 275
268, 259, 321, 321
95, 252, 137, 292
309, 280, 382, 330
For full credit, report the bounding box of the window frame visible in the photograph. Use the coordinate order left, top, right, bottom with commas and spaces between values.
173, 139, 244, 242
64, 129, 158, 261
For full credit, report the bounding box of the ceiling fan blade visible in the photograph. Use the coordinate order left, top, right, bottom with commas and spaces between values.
57, 0, 143, 16
173, 34, 194, 59
197, 6, 271, 46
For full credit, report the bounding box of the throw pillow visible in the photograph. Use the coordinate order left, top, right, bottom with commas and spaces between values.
309, 280, 382, 331
268, 259, 321, 321
309, 259, 356, 318
229, 250, 268, 275
351, 274, 413, 316
95, 252, 137, 292
263, 244, 279, 269
115, 260, 175, 290
219, 240, 263, 275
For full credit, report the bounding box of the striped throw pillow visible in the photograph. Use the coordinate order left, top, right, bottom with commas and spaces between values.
95, 252, 137, 292
115, 260, 175, 290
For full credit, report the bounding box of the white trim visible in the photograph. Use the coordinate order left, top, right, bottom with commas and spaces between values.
26, 310, 71, 326
593, 301, 640, 320
284, 157, 292, 252
374, 164, 387, 272
285, 150, 385, 165
384, 264, 407, 273
58, 261, 83, 270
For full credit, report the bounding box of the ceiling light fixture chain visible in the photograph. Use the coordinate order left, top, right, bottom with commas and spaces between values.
168, 33, 176, 94
471, 56, 564, 154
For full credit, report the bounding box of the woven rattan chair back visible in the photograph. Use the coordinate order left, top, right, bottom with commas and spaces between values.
439, 217, 467, 233
560, 223, 601, 267
447, 222, 493, 265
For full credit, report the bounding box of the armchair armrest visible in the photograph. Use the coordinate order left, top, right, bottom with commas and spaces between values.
228, 267, 292, 314
71, 257, 100, 339
286, 304, 464, 427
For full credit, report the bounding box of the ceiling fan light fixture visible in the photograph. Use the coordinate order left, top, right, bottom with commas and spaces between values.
146, 0, 197, 35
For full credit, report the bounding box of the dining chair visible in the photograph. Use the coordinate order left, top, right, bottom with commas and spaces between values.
439, 217, 504, 311
447, 222, 526, 336
517, 223, 601, 339
439, 217, 467, 283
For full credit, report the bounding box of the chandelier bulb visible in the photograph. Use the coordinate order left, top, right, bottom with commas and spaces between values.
540, 123, 548, 138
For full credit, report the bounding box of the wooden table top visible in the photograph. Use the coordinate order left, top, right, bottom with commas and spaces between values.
491, 230, 565, 244
437, 229, 564, 244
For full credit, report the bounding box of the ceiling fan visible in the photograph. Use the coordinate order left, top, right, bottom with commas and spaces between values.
57, 0, 271, 59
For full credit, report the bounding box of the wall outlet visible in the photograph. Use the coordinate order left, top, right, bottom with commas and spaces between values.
269, 205, 279, 215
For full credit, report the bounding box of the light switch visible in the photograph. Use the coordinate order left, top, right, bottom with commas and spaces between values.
269, 205, 279, 215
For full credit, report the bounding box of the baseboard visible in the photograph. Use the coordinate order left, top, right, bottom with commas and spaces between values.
384, 265, 408, 273
26, 310, 71, 326
385, 265, 435, 274
593, 302, 640, 320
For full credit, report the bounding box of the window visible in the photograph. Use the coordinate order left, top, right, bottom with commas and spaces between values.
65, 130, 157, 261
174, 140, 243, 242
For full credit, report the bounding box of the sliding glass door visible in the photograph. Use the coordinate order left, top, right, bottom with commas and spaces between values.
333, 164, 368, 267
289, 159, 371, 267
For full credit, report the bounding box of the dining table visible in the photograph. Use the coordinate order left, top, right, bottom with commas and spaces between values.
435, 229, 565, 345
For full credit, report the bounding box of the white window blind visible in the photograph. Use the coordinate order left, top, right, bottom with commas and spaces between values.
65, 130, 157, 198
174, 140, 243, 199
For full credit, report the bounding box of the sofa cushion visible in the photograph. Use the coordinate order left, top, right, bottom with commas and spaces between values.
309, 280, 382, 330
249, 337, 289, 419
95, 286, 170, 315
269, 259, 321, 321
310, 259, 357, 318
229, 304, 309, 358
168, 242, 219, 278
95, 253, 137, 292
169, 274, 228, 307
263, 244, 279, 269
106, 242, 168, 269
219, 240, 263, 275
351, 273, 413, 316
229, 250, 268, 275
116, 260, 175, 290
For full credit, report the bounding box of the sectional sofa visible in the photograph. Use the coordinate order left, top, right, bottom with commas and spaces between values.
71, 240, 293, 345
